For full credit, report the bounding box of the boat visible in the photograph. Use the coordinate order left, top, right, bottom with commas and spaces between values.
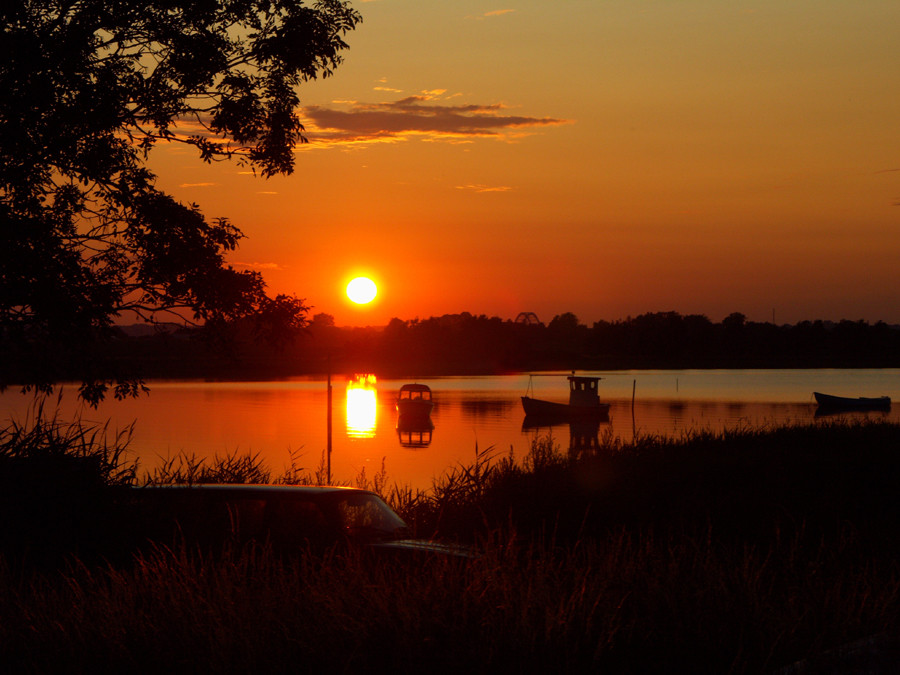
521, 374, 610, 419
813, 392, 891, 411
396, 383, 434, 422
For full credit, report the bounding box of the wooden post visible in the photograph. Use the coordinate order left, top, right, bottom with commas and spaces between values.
326, 361, 332, 485
631, 379, 636, 435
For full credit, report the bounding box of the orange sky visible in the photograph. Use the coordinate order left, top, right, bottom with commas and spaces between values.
150, 1, 900, 327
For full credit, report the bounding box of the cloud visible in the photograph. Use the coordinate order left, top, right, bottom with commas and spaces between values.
467, 9, 516, 20
372, 77, 401, 94
179, 182, 217, 188
301, 95, 571, 146
456, 184, 514, 193
232, 261, 284, 271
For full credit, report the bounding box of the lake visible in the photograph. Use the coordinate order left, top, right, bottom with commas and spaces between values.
3, 369, 898, 491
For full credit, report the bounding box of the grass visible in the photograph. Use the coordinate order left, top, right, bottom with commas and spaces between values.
2, 406, 900, 672
2, 519, 896, 673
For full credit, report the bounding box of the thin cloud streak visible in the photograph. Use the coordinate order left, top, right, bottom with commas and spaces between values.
456, 184, 513, 193
468, 9, 516, 20
232, 261, 283, 271
301, 95, 571, 146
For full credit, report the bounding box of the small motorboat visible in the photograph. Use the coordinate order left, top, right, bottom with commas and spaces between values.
813, 391, 891, 412
396, 383, 434, 422
521, 374, 610, 420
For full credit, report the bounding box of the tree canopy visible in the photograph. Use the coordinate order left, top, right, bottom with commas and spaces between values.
0, 0, 361, 402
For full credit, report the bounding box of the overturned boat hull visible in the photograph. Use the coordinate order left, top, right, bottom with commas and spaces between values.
813, 392, 891, 412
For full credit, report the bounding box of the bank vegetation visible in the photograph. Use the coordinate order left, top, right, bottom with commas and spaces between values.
1, 407, 899, 672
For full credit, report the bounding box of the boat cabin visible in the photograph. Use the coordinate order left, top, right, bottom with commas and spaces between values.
397, 383, 432, 402
396, 383, 435, 422
568, 376, 601, 407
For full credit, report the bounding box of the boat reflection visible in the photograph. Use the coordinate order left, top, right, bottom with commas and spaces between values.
522, 414, 609, 457
568, 419, 604, 456
397, 417, 434, 449
346, 374, 377, 439
814, 406, 892, 419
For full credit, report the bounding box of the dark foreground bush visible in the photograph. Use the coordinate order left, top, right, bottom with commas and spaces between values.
405, 420, 900, 555
0, 398, 136, 566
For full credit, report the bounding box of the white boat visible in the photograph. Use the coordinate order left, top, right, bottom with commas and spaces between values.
396, 383, 434, 422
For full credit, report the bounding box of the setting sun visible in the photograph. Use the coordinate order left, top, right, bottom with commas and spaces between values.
346, 277, 377, 305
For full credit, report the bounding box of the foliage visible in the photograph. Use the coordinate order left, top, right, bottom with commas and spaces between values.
322, 311, 900, 374
0, 0, 361, 402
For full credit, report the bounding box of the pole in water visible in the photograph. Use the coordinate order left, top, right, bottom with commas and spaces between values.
326, 362, 332, 485
632, 379, 637, 434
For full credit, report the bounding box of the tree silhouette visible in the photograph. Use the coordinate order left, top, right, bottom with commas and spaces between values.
0, 1, 361, 403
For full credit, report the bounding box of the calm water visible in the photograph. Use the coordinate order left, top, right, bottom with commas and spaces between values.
3, 370, 898, 491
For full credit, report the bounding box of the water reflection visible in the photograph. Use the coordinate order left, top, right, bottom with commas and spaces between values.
568, 420, 604, 456
346, 374, 377, 439
522, 415, 610, 457
397, 417, 434, 448
6, 370, 897, 494
460, 399, 515, 420
814, 406, 893, 420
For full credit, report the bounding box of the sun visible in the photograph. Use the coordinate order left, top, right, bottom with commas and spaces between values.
346, 277, 377, 304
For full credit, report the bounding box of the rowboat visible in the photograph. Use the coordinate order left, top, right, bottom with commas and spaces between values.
396, 383, 434, 422
521, 374, 610, 420
813, 392, 891, 411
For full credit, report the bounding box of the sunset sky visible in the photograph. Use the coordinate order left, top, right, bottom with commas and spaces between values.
149, 1, 900, 327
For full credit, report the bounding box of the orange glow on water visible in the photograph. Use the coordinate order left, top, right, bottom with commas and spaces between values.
346, 374, 377, 438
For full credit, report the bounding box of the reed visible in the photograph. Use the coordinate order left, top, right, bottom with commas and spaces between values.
1, 520, 897, 673
2, 410, 900, 671
146, 450, 272, 485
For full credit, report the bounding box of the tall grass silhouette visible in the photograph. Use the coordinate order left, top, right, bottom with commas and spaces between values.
2, 402, 899, 672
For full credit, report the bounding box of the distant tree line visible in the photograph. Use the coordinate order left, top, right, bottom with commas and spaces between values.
54, 310, 900, 383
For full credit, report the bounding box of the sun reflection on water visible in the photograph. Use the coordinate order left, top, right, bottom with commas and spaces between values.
346, 374, 377, 438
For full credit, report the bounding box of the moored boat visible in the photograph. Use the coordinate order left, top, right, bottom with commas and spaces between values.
813, 391, 891, 411
396, 383, 434, 421
521, 374, 610, 419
